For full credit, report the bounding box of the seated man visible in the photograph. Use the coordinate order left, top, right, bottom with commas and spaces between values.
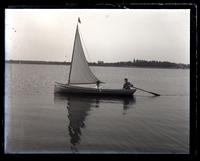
123, 78, 134, 90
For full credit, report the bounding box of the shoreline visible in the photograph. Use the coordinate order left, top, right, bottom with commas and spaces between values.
5, 61, 189, 69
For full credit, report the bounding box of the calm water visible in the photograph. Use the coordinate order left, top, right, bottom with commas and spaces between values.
5, 63, 189, 154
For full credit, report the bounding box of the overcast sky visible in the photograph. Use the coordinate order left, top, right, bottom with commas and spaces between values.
5, 9, 190, 64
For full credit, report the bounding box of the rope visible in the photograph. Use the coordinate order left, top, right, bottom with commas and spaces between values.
78, 27, 92, 63
78, 25, 100, 86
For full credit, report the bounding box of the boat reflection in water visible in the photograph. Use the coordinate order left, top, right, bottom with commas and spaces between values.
54, 94, 136, 152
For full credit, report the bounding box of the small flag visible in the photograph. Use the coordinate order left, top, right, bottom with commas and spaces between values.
78, 17, 81, 23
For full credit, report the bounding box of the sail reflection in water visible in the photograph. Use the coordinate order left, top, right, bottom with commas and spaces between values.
54, 94, 136, 153
67, 96, 91, 152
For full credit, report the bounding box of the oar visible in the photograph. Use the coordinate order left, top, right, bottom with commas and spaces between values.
133, 87, 161, 96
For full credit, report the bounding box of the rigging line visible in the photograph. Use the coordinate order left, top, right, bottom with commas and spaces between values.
78, 27, 92, 63
79, 24, 99, 84
78, 26, 98, 82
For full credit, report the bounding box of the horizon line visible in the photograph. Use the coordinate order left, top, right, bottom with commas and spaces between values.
5, 59, 190, 65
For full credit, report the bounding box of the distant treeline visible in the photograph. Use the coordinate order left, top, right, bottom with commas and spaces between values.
91, 59, 190, 69
5, 60, 69, 65
5, 59, 189, 69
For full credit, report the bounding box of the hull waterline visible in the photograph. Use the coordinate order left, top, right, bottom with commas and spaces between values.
54, 82, 136, 96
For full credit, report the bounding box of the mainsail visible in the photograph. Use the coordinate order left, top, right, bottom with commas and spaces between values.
68, 24, 101, 84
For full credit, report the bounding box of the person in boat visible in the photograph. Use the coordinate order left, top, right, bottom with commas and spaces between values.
96, 80, 101, 89
123, 78, 134, 90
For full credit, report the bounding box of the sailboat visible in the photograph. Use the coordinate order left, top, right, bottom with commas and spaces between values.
54, 18, 136, 96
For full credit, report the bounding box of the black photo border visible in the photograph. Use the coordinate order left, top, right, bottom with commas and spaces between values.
0, 1, 198, 161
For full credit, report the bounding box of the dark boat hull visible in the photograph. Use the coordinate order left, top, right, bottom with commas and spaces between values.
54, 82, 136, 96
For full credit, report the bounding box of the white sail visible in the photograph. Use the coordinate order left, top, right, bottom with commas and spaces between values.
68, 25, 100, 84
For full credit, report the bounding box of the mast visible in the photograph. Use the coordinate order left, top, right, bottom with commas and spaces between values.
68, 23, 78, 85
